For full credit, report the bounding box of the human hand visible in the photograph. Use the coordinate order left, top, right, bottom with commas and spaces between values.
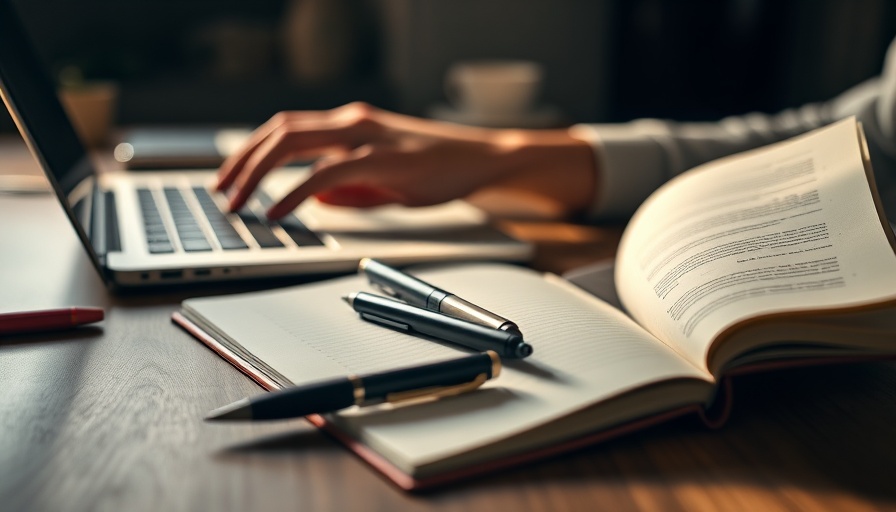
216, 102, 597, 219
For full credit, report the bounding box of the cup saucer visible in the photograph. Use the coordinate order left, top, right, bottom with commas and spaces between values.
427, 104, 564, 128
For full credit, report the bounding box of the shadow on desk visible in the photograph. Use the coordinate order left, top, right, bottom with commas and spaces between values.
0, 326, 104, 347
217, 426, 341, 456
109, 272, 345, 306
456, 361, 896, 503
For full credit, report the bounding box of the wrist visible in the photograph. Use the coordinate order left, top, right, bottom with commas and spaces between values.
488, 129, 598, 215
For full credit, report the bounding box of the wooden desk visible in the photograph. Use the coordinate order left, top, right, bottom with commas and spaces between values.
2, 136, 896, 511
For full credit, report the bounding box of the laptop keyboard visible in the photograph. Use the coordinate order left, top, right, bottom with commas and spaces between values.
137, 187, 323, 254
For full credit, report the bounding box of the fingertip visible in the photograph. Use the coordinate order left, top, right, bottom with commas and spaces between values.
265, 193, 304, 219
216, 170, 240, 193
227, 193, 244, 212
216, 157, 243, 190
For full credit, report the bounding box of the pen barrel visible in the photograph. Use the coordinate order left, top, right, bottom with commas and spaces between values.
209, 351, 500, 421
360, 258, 444, 309
249, 377, 357, 419
359, 258, 520, 335
353, 292, 532, 359
0, 307, 103, 334
361, 351, 496, 402
413, 314, 523, 356
438, 295, 521, 335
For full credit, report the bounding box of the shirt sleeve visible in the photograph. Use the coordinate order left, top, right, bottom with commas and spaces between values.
570, 39, 896, 221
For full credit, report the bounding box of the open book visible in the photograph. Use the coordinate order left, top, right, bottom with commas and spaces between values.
173, 117, 896, 490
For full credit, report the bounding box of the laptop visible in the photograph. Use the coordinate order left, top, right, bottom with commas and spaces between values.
0, 1, 531, 288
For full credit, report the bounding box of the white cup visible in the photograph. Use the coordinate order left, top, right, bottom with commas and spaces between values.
445, 60, 543, 118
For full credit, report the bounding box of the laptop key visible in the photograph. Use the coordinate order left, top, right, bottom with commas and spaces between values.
237, 206, 284, 248
279, 216, 325, 247
242, 222, 285, 248
218, 235, 251, 250
176, 226, 206, 238
148, 242, 174, 254
144, 223, 167, 233
146, 233, 171, 244
181, 239, 213, 252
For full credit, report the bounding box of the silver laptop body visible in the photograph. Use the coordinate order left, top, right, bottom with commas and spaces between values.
0, 1, 531, 288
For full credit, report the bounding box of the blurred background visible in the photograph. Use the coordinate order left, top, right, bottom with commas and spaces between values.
3, 0, 896, 132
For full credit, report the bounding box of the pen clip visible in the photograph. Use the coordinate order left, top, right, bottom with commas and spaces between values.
385, 372, 489, 405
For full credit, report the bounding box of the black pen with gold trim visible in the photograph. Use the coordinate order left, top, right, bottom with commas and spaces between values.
205, 351, 501, 421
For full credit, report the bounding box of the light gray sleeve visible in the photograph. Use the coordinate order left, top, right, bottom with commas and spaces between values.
571, 38, 896, 221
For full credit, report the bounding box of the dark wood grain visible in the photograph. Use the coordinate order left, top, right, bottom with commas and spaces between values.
2, 136, 896, 511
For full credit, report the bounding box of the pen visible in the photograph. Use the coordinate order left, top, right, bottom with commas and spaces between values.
205, 350, 501, 421
343, 291, 533, 359
358, 258, 522, 336
0, 307, 104, 335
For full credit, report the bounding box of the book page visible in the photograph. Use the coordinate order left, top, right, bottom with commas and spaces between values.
615, 118, 896, 370
183, 263, 711, 470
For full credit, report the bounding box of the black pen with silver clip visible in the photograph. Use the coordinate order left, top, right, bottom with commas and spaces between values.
344, 291, 533, 359
205, 351, 501, 421
358, 258, 522, 336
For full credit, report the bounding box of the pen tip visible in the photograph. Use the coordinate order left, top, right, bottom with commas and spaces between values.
516, 342, 534, 359
341, 293, 357, 307
205, 398, 253, 421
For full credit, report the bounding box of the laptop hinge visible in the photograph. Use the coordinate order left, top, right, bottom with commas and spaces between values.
103, 191, 122, 252
89, 188, 121, 263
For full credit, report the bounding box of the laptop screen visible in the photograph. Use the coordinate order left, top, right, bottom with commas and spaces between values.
0, 0, 106, 274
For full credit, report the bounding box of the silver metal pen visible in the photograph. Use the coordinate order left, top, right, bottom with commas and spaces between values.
358, 258, 522, 336
344, 292, 532, 359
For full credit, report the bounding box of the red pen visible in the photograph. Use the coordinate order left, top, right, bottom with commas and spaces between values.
0, 307, 104, 335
